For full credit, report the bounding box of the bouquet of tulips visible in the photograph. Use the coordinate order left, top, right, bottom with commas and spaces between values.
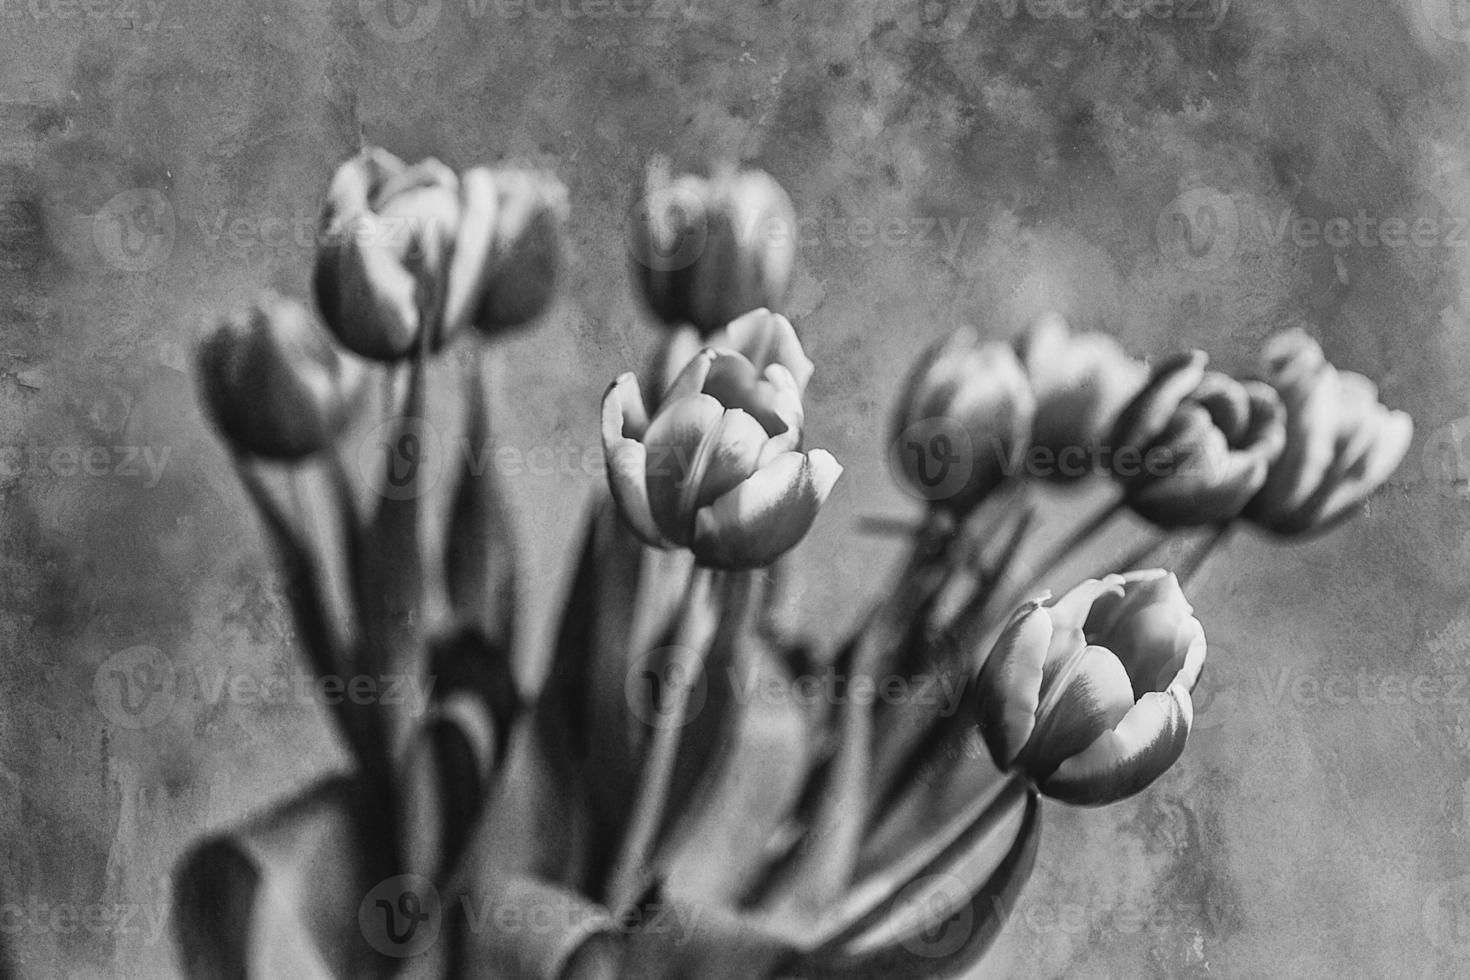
174, 147, 1414, 979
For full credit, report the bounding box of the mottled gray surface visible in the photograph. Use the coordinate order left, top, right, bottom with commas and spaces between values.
1, 0, 1468, 976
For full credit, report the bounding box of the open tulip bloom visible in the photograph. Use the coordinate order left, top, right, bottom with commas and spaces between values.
173, 150, 1417, 980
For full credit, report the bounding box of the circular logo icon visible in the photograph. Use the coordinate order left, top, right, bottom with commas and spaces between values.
92, 189, 175, 273
629, 182, 708, 273
357, 416, 446, 501
1156, 187, 1239, 272
1422, 417, 1470, 499
361, 0, 443, 42
94, 645, 178, 730
889, 416, 977, 505
359, 874, 442, 958
625, 645, 709, 731
892, 0, 981, 42
890, 873, 974, 958
1423, 0, 1470, 42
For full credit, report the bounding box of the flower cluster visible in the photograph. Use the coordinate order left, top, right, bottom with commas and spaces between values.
174, 151, 1416, 980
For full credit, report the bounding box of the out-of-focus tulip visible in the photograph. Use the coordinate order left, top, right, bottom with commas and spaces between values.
650, 307, 814, 410
889, 327, 1035, 516
197, 292, 366, 460
443, 166, 569, 337
630, 159, 797, 336
601, 348, 841, 570
1243, 329, 1414, 535
1108, 351, 1286, 528
1015, 312, 1147, 482
316, 149, 569, 361
314, 148, 461, 361
975, 570, 1205, 806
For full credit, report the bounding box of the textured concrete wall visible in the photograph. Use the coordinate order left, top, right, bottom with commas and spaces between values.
0, 0, 1467, 976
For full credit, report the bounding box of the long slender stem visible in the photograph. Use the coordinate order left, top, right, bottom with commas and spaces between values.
1008, 496, 1126, 601
1179, 521, 1234, 587
805, 773, 1029, 953
605, 567, 717, 913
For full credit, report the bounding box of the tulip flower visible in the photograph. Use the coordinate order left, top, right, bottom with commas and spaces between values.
630, 158, 797, 336
314, 148, 462, 361
442, 166, 569, 337
315, 148, 569, 361
1243, 329, 1414, 535
650, 307, 815, 410
197, 292, 367, 460
1108, 351, 1286, 528
602, 348, 841, 570
889, 327, 1035, 515
975, 570, 1206, 806
1015, 312, 1147, 482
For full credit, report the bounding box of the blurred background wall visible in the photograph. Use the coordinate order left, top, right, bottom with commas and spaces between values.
0, 0, 1468, 976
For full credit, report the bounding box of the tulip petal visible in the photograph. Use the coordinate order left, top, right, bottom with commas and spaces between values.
691, 449, 842, 569
443, 166, 500, 335
1111, 350, 1208, 451
1024, 644, 1136, 779
975, 600, 1054, 768
1046, 575, 1125, 635
725, 308, 815, 393
664, 348, 717, 405
1039, 685, 1193, 806
644, 393, 727, 544
601, 374, 664, 546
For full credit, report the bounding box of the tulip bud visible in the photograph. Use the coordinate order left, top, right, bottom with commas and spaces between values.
1015, 312, 1147, 483
314, 148, 463, 361
630, 158, 797, 336
1243, 329, 1414, 535
197, 292, 367, 460
1107, 351, 1286, 528
975, 570, 1205, 806
443, 167, 569, 337
889, 327, 1034, 515
601, 348, 841, 570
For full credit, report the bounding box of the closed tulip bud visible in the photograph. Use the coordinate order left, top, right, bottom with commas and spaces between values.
314, 148, 463, 361
197, 292, 366, 460
630, 158, 797, 336
443, 166, 569, 337
1243, 329, 1414, 535
1015, 312, 1147, 482
1109, 351, 1286, 528
889, 327, 1035, 515
976, 570, 1205, 806
601, 348, 841, 570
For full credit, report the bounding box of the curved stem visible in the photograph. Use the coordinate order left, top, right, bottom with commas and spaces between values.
1009, 496, 1126, 601
805, 773, 1030, 953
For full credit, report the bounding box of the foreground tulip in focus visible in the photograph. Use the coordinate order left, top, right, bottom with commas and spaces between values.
175, 148, 1416, 980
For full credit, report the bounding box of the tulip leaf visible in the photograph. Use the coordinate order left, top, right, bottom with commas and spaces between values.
172, 776, 397, 980
450, 875, 623, 980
